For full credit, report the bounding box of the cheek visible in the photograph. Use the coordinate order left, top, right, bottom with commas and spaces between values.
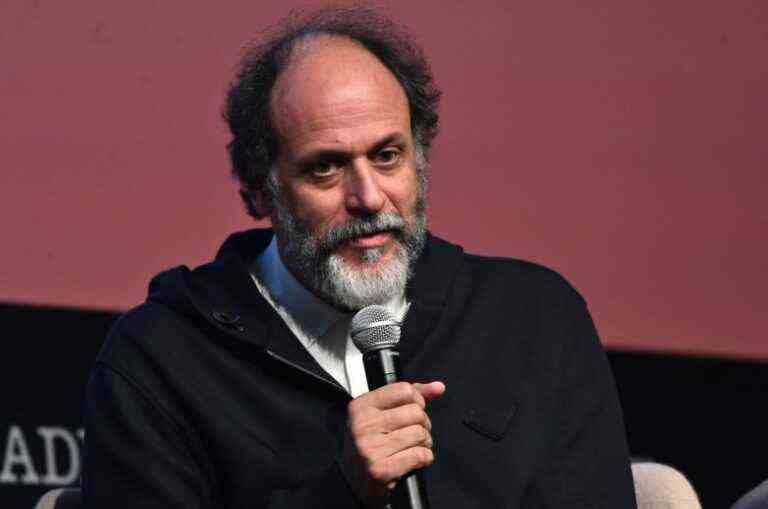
391, 168, 420, 214
284, 185, 346, 231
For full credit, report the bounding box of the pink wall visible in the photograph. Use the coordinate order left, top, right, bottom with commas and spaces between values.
2, 1, 766, 360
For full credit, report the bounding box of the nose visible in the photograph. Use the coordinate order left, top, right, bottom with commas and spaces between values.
345, 160, 386, 215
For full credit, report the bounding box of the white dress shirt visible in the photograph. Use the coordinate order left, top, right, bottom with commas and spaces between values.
250, 237, 409, 397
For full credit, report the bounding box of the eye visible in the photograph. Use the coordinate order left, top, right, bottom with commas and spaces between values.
373, 147, 402, 168
306, 157, 343, 179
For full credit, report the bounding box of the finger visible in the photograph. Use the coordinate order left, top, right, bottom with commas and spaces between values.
369, 447, 435, 484
357, 423, 432, 462
383, 424, 433, 455
381, 403, 430, 433
358, 382, 423, 411
412, 381, 446, 403
350, 404, 429, 436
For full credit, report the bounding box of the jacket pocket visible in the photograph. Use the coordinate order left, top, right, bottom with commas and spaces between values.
462, 403, 517, 441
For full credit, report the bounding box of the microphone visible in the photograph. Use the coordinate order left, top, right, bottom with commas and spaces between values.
350, 305, 431, 509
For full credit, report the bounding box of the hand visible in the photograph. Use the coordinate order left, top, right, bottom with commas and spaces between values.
340, 381, 446, 507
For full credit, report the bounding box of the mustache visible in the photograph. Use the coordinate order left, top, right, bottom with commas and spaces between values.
321, 213, 407, 251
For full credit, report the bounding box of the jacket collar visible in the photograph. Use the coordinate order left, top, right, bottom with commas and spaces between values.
399, 234, 465, 362
151, 228, 465, 365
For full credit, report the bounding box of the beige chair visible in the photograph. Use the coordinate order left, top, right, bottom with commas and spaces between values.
731, 478, 768, 509
33, 487, 81, 509
632, 461, 702, 509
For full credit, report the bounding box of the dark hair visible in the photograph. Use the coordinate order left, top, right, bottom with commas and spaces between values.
223, 5, 441, 219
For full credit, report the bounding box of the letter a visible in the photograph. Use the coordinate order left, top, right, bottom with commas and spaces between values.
0, 425, 40, 484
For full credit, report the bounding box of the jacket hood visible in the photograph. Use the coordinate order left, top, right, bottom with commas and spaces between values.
145, 228, 465, 353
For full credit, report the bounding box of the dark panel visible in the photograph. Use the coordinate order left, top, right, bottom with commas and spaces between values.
0, 303, 116, 507
609, 350, 768, 508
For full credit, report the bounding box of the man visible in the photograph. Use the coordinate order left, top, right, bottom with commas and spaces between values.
83, 6, 636, 508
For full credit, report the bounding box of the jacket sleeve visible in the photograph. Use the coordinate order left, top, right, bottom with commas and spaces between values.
527, 297, 638, 509
265, 461, 362, 509
82, 363, 363, 509
82, 354, 368, 509
82, 364, 215, 508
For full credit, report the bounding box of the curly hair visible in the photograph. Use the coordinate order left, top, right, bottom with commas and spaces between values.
223, 5, 441, 219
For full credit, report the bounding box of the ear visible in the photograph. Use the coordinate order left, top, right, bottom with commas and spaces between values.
253, 186, 273, 217
240, 187, 272, 219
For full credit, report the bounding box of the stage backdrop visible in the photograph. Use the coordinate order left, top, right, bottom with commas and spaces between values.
2, 0, 766, 359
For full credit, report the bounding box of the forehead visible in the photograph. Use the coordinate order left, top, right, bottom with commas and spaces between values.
269, 36, 411, 151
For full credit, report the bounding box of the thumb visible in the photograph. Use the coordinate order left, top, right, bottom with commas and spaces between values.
413, 381, 446, 402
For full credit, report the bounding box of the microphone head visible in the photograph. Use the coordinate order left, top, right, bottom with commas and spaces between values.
350, 305, 402, 353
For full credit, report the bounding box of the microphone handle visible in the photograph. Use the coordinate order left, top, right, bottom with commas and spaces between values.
362, 349, 431, 509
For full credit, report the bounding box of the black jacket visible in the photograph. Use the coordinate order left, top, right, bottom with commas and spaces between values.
82, 230, 637, 508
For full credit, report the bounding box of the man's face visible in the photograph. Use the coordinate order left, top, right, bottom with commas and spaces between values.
266, 37, 427, 311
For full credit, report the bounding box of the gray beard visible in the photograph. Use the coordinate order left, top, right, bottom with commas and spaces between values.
268, 187, 427, 312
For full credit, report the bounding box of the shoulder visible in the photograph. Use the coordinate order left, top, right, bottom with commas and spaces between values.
418, 233, 588, 314
96, 299, 197, 373
458, 249, 587, 310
